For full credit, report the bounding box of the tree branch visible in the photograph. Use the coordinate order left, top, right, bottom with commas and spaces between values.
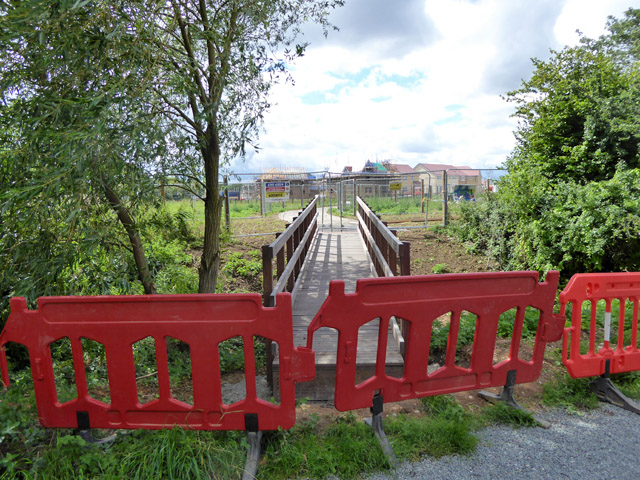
198, 0, 217, 96
163, 183, 205, 201
171, 1, 208, 104
152, 87, 203, 135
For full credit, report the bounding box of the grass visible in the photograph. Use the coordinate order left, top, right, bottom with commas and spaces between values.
542, 374, 600, 412
478, 403, 537, 428
259, 413, 390, 480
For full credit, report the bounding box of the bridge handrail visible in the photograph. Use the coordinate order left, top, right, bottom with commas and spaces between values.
356, 196, 410, 278
262, 196, 319, 308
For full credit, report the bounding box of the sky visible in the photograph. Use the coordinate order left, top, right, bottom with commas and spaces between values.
227, 0, 640, 175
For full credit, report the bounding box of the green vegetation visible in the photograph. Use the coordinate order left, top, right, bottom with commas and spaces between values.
260, 414, 389, 480
429, 307, 543, 356
454, 9, 640, 279
365, 196, 445, 217
542, 375, 600, 412
432, 263, 450, 274
479, 403, 537, 428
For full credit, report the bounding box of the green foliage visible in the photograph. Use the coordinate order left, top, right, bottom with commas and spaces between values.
366, 197, 423, 214
217, 337, 266, 374
431, 263, 450, 274
542, 374, 600, 411
223, 252, 262, 280
388, 395, 477, 460
30, 429, 246, 479
429, 308, 541, 356
453, 9, 640, 279
480, 403, 537, 428
420, 394, 469, 422
0, 372, 52, 476
259, 414, 390, 480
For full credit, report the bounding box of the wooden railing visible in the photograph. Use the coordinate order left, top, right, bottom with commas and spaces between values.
261, 196, 318, 388
356, 196, 410, 277
261, 196, 319, 308
356, 196, 411, 353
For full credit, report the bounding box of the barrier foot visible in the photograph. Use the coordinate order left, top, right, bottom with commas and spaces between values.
76, 412, 116, 444
242, 414, 263, 480
241, 431, 263, 480
590, 361, 640, 415
78, 429, 116, 445
364, 393, 399, 468
478, 370, 551, 429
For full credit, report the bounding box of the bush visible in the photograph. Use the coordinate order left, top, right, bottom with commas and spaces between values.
454, 168, 640, 279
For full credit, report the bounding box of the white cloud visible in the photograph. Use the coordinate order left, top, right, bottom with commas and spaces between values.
229, 0, 640, 175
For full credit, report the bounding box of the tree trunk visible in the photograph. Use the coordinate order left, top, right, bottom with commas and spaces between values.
198, 128, 223, 293
102, 183, 157, 295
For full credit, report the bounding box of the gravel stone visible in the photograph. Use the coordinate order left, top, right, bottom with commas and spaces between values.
365, 404, 640, 480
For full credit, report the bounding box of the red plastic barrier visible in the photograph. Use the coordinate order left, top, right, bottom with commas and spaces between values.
306, 271, 562, 411
0, 293, 314, 431
560, 273, 640, 378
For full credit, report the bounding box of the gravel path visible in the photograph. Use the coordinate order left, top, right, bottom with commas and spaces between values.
366, 404, 640, 480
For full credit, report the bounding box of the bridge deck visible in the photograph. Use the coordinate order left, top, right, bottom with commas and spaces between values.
273, 211, 404, 402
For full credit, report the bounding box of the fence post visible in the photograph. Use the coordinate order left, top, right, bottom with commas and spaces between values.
443, 171, 448, 226
275, 233, 285, 283
262, 245, 274, 307
224, 176, 231, 230
399, 242, 410, 276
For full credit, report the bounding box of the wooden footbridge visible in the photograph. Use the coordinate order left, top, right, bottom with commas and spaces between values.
262, 196, 411, 402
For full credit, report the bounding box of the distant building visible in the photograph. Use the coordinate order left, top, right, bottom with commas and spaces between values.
414, 163, 481, 196
386, 163, 421, 196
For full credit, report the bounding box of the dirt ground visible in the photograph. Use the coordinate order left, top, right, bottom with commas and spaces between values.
396, 228, 498, 275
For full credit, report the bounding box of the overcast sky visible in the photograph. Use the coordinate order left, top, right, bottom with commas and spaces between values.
227, 0, 640, 175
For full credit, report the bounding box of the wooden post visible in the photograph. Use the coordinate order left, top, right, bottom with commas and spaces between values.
389, 229, 398, 276
262, 245, 274, 307
275, 233, 285, 283
399, 242, 411, 276
224, 176, 230, 230
443, 171, 448, 226
353, 180, 357, 216
399, 241, 411, 341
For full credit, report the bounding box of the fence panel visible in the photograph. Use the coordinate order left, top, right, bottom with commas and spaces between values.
0, 293, 314, 431
306, 271, 562, 411
560, 272, 640, 378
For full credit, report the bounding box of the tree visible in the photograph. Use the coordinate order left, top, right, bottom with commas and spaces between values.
1, 2, 167, 296
132, 0, 344, 292
455, 9, 640, 278
0, 0, 344, 297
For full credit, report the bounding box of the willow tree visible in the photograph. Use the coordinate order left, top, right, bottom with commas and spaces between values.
136, 0, 344, 292
1, 0, 343, 297
1, 2, 168, 297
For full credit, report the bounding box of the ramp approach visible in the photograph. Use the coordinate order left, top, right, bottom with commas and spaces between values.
272, 205, 404, 401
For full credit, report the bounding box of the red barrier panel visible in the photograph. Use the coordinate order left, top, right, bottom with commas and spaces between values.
0, 293, 314, 431
306, 271, 562, 411
560, 273, 640, 378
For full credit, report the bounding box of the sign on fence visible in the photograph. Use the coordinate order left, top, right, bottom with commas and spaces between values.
389, 182, 401, 191
265, 182, 290, 202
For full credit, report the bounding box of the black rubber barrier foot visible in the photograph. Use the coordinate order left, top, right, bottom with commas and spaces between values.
241, 430, 263, 480
590, 361, 640, 415
364, 393, 399, 468
478, 369, 551, 429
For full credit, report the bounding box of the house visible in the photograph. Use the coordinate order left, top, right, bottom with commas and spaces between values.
414, 163, 481, 197
386, 163, 421, 196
